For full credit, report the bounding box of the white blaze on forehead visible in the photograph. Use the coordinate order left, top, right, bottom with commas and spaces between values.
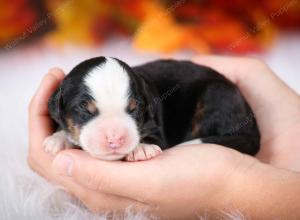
80, 57, 140, 159
84, 57, 130, 112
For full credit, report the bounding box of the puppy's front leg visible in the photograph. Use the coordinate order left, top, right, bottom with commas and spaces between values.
125, 144, 162, 161
43, 130, 73, 155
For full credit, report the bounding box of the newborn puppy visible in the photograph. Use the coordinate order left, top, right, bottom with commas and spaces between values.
44, 57, 260, 161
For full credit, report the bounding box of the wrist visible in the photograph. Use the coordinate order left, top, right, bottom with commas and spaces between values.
197, 150, 258, 216
219, 157, 300, 219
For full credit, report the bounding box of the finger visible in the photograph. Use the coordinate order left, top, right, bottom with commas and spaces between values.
193, 55, 300, 144
29, 68, 65, 145
52, 150, 158, 201
192, 55, 297, 100
28, 68, 65, 174
55, 175, 147, 213
29, 67, 65, 117
192, 55, 253, 83
192, 55, 272, 82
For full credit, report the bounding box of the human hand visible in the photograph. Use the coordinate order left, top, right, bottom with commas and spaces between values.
28, 68, 65, 181
28, 56, 300, 219
48, 143, 256, 218
193, 56, 300, 171
28, 67, 258, 218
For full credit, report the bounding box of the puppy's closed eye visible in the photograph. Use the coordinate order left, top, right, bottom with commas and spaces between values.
77, 101, 97, 114
73, 101, 98, 123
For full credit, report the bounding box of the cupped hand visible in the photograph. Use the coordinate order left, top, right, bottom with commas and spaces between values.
28, 68, 65, 180
51, 144, 251, 218
28, 56, 300, 218
28, 69, 250, 218
193, 56, 300, 170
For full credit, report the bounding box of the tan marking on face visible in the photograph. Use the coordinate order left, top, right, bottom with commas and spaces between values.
128, 98, 137, 112
66, 117, 80, 142
191, 102, 204, 137
87, 101, 97, 114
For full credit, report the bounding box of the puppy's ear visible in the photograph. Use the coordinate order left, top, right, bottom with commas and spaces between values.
140, 78, 156, 119
48, 86, 64, 127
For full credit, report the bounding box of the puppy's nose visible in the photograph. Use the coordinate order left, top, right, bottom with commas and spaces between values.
106, 134, 125, 149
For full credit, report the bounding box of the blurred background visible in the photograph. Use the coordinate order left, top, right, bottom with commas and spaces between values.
0, 0, 300, 152
1, 0, 300, 53
0, 1, 299, 218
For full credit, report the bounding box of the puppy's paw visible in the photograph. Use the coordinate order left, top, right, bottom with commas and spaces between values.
125, 144, 162, 162
43, 131, 73, 155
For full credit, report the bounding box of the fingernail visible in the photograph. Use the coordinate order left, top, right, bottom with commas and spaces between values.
52, 154, 73, 176
48, 67, 61, 73
40, 68, 61, 84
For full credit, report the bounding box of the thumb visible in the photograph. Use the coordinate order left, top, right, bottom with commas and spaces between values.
52, 149, 153, 199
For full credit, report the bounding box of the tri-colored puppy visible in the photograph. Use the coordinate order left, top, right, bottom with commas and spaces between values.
44, 57, 260, 161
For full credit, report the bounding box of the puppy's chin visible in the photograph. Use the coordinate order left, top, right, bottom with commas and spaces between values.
82, 145, 136, 161
80, 141, 139, 160
90, 152, 127, 161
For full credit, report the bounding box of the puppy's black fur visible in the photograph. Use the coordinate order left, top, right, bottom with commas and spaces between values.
132, 60, 260, 155
49, 57, 260, 155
